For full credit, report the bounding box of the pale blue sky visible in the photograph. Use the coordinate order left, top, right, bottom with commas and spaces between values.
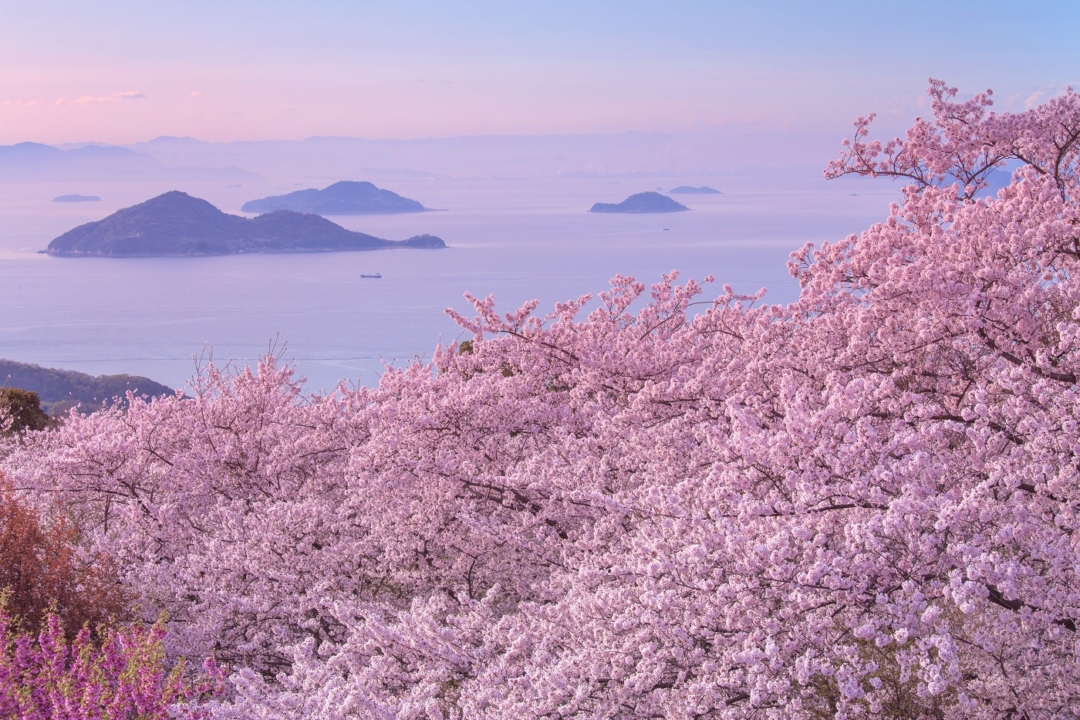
1, 0, 1077, 143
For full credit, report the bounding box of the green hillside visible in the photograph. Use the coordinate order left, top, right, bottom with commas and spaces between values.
0, 359, 174, 415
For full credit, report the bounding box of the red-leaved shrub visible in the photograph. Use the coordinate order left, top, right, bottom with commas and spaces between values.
0, 476, 126, 637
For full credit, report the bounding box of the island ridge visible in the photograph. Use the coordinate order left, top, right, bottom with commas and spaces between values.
45, 191, 445, 257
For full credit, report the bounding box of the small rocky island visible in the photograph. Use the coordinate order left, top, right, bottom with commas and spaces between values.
589, 191, 689, 214
242, 181, 427, 215
53, 194, 101, 202
45, 191, 445, 257
668, 186, 721, 195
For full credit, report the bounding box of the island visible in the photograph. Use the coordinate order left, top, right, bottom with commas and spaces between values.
44, 191, 446, 257
53, 194, 101, 202
668, 186, 721, 195
589, 192, 689, 214
241, 181, 427, 215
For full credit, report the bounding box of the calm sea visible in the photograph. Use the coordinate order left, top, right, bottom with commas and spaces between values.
0, 174, 889, 393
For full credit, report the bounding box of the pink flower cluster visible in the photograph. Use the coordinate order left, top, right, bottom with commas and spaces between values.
6, 80, 1080, 717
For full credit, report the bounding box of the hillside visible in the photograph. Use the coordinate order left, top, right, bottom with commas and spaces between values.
0, 359, 174, 415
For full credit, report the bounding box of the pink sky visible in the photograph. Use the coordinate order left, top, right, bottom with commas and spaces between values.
2, 1, 1077, 145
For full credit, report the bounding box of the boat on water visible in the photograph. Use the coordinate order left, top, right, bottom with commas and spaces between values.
360, 272, 382, 279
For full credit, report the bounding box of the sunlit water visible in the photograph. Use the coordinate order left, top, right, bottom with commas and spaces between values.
0, 174, 891, 392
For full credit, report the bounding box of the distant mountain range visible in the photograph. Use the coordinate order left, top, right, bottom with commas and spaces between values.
0, 358, 173, 415
589, 191, 689, 214
123, 133, 840, 179
242, 181, 427, 215
668, 186, 721, 194
45, 191, 446, 257
0, 142, 255, 182
4, 133, 845, 184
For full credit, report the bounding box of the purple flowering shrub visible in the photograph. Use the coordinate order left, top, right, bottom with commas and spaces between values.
0, 608, 223, 719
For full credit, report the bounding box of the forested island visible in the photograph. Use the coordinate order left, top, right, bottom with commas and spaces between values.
589, 191, 689, 213
241, 180, 427, 215
44, 191, 445, 257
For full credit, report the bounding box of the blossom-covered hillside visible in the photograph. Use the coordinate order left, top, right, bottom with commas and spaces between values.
5, 80, 1080, 718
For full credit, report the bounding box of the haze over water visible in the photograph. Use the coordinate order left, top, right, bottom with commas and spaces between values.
4, 1, 1076, 393
0, 173, 889, 392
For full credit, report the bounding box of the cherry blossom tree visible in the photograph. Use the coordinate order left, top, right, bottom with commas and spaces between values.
5, 79, 1080, 717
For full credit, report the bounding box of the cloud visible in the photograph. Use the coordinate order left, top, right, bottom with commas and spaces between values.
190, 91, 210, 98
1024, 91, 1044, 110
1, 99, 45, 108
76, 91, 146, 104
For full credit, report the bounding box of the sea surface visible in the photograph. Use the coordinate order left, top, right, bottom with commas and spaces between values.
0, 174, 891, 393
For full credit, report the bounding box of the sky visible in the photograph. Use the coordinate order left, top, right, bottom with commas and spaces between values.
1, 0, 1078, 145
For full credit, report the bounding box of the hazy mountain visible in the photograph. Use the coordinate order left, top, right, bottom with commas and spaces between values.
45, 191, 445, 257
669, 186, 721, 194
242, 181, 427, 215
53, 194, 101, 202
589, 191, 689, 213
126, 132, 840, 180
0, 142, 257, 182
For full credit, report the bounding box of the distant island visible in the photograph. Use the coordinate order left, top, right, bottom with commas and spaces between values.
668, 186, 721, 195
589, 192, 689, 214
44, 191, 446, 257
53, 194, 101, 203
241, 181, 427, 215
0, 358, 173, 416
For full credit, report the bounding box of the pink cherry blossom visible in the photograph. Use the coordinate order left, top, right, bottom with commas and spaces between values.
6, 79, 1080, 717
